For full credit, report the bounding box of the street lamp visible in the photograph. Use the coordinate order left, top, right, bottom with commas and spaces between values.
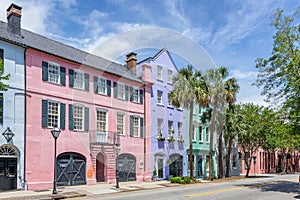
51, 125, 61, 195
2, 127, 14, 142
115, 145, 120, 189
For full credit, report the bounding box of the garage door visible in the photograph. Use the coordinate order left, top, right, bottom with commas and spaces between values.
117, 154, 136, 182
57, 152, 86, 186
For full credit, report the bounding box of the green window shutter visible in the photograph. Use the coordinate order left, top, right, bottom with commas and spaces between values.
42, 61, 48, 81
84, 73, 89, 91
84, 107, 89, 131
129, 87, 133, 102
42, 100, 48, 127
140, 117, 144, 138
139, 89, 143, 104
130, 116, 133, 137
107, 80, 111, 96
113, 82, 117, 98
125, 86, 129, 101
60, 67, 66, 86
94, 76, 98, 93
69, 69, 74, 88
69, 104, 74, 130
60, 103, 65, 129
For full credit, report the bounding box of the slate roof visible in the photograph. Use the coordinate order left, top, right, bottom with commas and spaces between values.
0, 20, 143, 84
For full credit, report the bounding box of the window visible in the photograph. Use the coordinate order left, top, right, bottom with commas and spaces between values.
168, 121, 173, 136
41, 99, 65, 129
157, 118, 163, 134
167, 93, 172, 107
74, 105, 84, 130
114, 82, 128, 100
199, 126, 203, 142
178, 122, 183, 140
117, 113, 125, 135
96, 110, 107, 133
48, 101, 59, 127
48, 62, 60, 84
130, 87, 143, 104
167, 70, 172, 84
117, 83, 125, 99
69, 69, 89, 91
232, 154, 237, 168
192, 124, 196, 141
205, 127, 209, 142
130, 116, 144, 138
98, 77, 107, 94
0, 93, 3, 125
94, 76, 111, 96
157, 90, 163, 105
42, 61, 66, 86
157, 65, 162, 80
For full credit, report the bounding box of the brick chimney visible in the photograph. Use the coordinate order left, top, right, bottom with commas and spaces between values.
7, 3, 22, 35
125, 52, 137, 74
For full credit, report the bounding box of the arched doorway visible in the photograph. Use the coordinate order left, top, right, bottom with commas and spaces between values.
0, 144, 19, 190
96, 153, 105, 182
169, 154, 183, 177
117, 154, 136, 182
57, 152, 86, 186
154, 153, 165, 179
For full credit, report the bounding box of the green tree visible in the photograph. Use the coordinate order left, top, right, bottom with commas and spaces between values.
254, 7, 300, 128
0, 58, 9, 91
170, 65, 209, 179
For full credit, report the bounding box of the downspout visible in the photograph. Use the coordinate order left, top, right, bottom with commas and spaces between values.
23, 48, 27, 190
143, 83, 146, 180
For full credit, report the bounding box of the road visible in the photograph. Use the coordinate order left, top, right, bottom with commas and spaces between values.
73, 174, 300, 200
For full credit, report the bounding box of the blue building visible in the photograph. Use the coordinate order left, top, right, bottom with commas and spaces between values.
0, 3, 25, 190
138, 48, 187, 180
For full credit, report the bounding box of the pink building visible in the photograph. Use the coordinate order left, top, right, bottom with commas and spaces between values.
23, 27, 152, 189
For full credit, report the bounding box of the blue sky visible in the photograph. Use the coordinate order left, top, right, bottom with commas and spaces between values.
1, 0, 299, 106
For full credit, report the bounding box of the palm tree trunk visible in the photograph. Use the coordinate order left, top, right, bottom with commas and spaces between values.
218, 128, 223, 178
209, 101, 217, 180
225, 134, 233, 177
189, 103, 194, 179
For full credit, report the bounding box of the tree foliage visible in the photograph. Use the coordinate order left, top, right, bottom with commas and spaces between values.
0, 58, 9, 91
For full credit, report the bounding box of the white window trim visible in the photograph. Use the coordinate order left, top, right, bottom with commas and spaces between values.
168, 121, 173, 136
48, 100, 60, 128
167, 70, 172, 84
157, 65, 163, 81
167, 93, 173, 107
73, 70, 85, 90
97, 76, 107, 95
205, 127, 209, 142
132, 87, 140, 103
48, 62, 60, 84
157, 90, 163, 105
117, 113, 125, 135
132, 116, 140, 137
192, 124, 196, 141
117, 83, 126, 100
199, 126, 203, 142
73, 104, 85, 131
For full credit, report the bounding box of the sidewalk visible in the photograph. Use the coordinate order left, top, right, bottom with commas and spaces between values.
0, 177, 237, 200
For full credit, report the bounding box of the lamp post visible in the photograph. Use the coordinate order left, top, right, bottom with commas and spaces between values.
115, 145, 120, 188
51, 125, 61, 195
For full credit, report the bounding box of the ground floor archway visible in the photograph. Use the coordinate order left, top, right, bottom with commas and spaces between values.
96, 153, 105, 182
169, 154, 183, 177
117, 154, 136, 182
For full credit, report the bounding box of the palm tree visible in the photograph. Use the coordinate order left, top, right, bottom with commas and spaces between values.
170, 65, 209, 179
224, 78, 239, 177
204, 66, 229, 180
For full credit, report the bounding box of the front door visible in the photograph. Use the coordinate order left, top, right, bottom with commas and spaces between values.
169, 154, 183, 177
57, 153, 86, 186
96, 153, 105, 182
0, 158, 17, 190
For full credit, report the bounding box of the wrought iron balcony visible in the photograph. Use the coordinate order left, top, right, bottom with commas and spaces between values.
89, 131, 120, 146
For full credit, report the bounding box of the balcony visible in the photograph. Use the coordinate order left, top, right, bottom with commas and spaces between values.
89, 131, 120, 146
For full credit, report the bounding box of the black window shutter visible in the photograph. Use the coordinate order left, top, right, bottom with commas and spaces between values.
113, 82, 117, 98
0, 93, 3, 124
60, 67, 66, 86
93, 76, 98, 93
139, 89, 143, 104
60, 103, 65, 129
107, 80, 111, 96
125, 86, 129, 101
84, 107, 89, 131
69, 104, 74, 130
130, 116, 133, 137
140, 117, 144, 138
129, 87, 133, 102
42, 100, 48, 127
0, 49, 3, 60
69, 69, 74, 88
42, 61, 48, 81
84, 73, 89, 91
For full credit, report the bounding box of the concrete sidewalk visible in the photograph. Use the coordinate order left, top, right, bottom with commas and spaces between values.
0, 180, 181, 200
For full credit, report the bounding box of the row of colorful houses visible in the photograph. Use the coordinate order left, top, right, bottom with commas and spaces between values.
0, 3, 242, 192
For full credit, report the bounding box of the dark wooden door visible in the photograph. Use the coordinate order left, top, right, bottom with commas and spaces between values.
117, 154, 136, 182
96, 153, 105, 182
57, 153, 86, 186
0, 158, 17, 190
169, 155, 183, 177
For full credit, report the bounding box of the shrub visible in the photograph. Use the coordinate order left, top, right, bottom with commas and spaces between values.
180, 180, 185, 184
183, 176, 191, 184
170, 177, 181, 183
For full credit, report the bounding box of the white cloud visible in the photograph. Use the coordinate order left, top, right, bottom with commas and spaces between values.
231, 69, 257, 80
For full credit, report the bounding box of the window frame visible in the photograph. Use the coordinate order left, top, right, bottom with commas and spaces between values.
199, 126, 203, 142
167, 70, 172, 84
96, 109, 107, 133
157, 65, 163, 81
117, 113, 125, 135
117, 83, 126, 100
157, 118, 163, 134
132, 116, 140, 137
157, 90, 163, 105
168, 120, 173, 136
192, 124, 196, 141
73, 70, 85, 90
205, 127, 209, 142
47, 62, 60, 84
97, 77, 107, 95
47, 100, 60, 128
178, 122, 182, 138
132, 87, 140, 103
73, 104, 85, 131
